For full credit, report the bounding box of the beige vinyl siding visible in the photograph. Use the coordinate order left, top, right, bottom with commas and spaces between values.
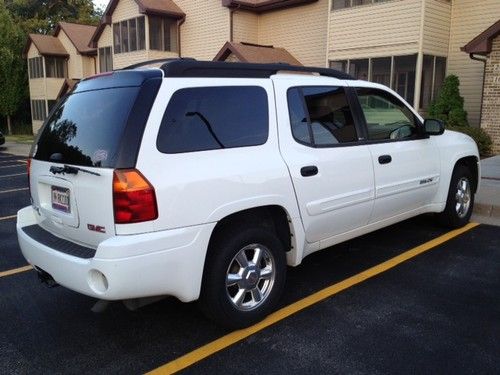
46, 78, 65, 100
422, 0, 451, 56
258, 0, 328, 67
448, 0, 500, 126
328, 0, 422, 60
147, 49, 179, 60
113, 0, 138, 22
82, 56, 95, 77
175, 0, 229, 60
233, 11, 258, 44
57, 30, 82, 78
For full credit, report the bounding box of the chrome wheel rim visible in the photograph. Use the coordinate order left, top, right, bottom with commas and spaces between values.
455, 177, 471, 219
225, 243, 275, 311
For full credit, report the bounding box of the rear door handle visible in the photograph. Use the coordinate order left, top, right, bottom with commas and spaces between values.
378, 155, 392, 165
301, 166, 318, 177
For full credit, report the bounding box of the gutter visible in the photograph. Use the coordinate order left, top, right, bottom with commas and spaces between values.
469, 53, 488, 127
177, 16, 186, 57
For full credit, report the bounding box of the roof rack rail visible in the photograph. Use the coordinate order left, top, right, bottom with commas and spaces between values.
121, 57, 196, 70
159, 60, 354, 80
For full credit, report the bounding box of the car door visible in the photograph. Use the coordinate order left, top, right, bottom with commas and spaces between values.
352, 86, 441, 223
273, 79, 375, 244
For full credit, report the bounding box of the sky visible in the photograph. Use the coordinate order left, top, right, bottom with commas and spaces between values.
93, 0, 110, 11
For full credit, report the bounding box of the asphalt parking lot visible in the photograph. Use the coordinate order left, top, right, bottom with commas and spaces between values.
1, 150, 499, 374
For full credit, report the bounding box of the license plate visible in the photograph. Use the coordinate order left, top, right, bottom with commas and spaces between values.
51, 186, 70, 213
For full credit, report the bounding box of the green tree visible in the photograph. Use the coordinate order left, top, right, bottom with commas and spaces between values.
429, 75, 469, 127
0, 2, 26, 134
5, 0, 102, 34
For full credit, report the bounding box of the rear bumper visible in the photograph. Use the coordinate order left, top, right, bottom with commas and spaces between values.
16, 206, 216, 302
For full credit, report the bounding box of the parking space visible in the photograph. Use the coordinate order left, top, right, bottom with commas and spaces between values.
0, 150, 499, 374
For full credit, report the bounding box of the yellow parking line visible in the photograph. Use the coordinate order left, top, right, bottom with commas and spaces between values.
0, 214, 17, 221
0, 187, 29, 194
0, 265, 32, 278
148, 222, 479, 375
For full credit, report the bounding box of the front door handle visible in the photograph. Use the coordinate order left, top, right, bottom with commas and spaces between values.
378, 155, 392, 165
301, 166, 318, 177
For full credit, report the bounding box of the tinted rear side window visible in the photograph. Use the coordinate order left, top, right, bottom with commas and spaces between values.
157, 86, 268, 153
34, 87, 139, 167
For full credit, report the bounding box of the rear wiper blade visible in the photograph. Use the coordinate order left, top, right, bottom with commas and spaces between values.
50, 165, 101, 176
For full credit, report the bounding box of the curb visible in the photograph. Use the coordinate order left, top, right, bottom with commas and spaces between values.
473, 202, 500, 218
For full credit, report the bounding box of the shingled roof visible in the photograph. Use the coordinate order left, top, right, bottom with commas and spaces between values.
221, 0, 318, 13
89, 0, 185, 47
462, 19, 500, 55
214, 41, 302, 65
23, 34, 68, 58
54, 22, 97, 55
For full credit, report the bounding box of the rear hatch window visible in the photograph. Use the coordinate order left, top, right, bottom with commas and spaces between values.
34, 87, 139, 168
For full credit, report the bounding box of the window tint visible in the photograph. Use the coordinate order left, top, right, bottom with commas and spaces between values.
356, 87, 419, 141
34, 87, 140, 167
287, 86, 358, 146
157, 87, 268, 153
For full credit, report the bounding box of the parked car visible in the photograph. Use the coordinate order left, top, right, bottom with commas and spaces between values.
0, 130, 5, 145
17, 60, 479, 328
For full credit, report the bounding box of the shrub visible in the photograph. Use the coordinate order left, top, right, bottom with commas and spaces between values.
429, 75, 468, 127
447, 126, 492, 157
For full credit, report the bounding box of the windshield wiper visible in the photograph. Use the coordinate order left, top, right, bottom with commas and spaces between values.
50, 165, 101, 176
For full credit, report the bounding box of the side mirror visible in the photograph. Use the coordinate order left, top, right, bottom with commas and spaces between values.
424, 119, 445, 136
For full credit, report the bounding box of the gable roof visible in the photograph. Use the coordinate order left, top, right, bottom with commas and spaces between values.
54, 22, 97, 55
23, 34, 69, 58
462, 19, 500, 55
214, 41, 302, 65
89, 0, 185, 48
222, 0, 318, 13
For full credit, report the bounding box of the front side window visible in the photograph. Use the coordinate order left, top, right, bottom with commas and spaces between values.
149, 16, 177, 52
356, 87, 419, 141
157, 86, 268, 153
287, 86, 358, 146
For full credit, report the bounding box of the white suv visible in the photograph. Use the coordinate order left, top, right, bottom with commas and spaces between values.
17, 60, 479, 328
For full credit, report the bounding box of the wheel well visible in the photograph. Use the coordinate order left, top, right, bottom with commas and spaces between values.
456, 156, 479, 193
209, 206, 292, 253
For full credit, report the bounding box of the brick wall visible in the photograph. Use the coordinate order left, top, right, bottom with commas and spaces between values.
481, 36, 500, 155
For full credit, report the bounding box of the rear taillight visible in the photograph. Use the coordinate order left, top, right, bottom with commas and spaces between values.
113, 169, 158, 224
27, 158, 31, 193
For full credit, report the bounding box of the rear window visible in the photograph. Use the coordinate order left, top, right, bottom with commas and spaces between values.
157, 86, 268, 153
34, 87, 139, 167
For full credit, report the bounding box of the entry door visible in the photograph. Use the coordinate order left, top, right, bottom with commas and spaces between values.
354, 87, 440, 223
274, 82, 375, 244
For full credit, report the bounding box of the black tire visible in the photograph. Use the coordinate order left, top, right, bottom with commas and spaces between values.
438, 164, 475, 228
199, 227, 286, 329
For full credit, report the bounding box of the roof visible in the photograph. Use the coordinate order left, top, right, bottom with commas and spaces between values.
159, 59, 354, 80
214, 41, 302, 65
54, 22, 97, 55
222, 0, 318, 13
57, 79, 80, 99
23, 34, 68, 58
89, 0, 185, 47
462, 19, 500, 55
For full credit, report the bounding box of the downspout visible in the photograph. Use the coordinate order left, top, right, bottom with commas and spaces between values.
470, 53, 488, 127
177, 16, 186, 57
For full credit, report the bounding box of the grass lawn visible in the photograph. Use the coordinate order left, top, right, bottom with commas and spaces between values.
5, 135, 34, 144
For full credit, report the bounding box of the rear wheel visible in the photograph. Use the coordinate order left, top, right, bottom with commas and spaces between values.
438, 164, 474, 228
199, 227, 286, 329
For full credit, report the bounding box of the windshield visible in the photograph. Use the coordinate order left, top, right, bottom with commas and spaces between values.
34, 87, 140, 168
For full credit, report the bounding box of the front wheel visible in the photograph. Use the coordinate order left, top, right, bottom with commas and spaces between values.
438, 164, 475, 228
199, 227, 286, 329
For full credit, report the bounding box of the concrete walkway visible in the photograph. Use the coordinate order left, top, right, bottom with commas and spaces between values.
0, 142, 31, 157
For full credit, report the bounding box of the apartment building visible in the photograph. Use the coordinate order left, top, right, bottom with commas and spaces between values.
26, 0, 499, 146
24, 22, 97, 132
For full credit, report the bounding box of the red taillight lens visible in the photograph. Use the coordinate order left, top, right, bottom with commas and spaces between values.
113, 169, 158, 224
27, 158, 31, 193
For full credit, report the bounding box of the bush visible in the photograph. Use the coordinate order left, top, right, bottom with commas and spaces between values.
447, 126, 492, 157
429, 75, 468, 127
